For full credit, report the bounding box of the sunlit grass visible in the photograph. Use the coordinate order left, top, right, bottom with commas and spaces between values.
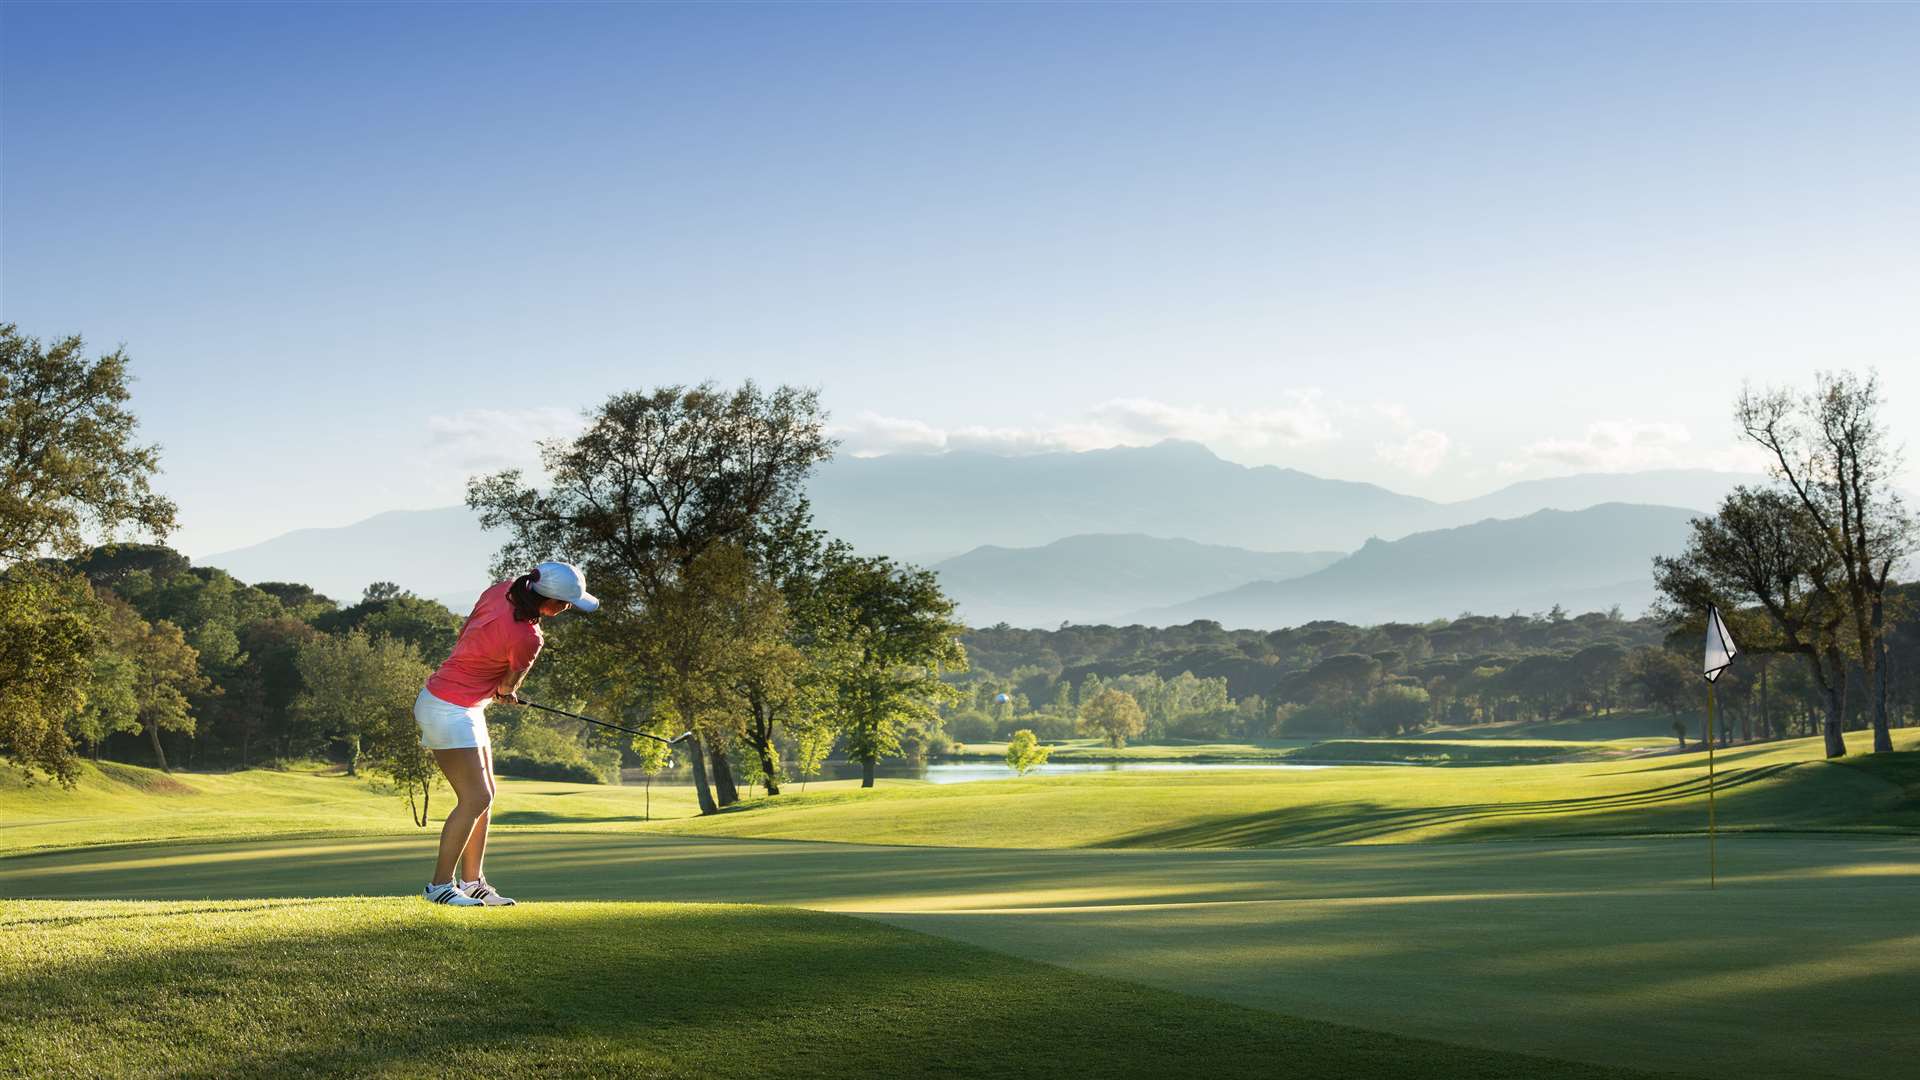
0, 897, 1653, 1080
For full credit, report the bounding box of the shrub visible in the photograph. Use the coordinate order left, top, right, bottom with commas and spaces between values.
492, 722, 618, 784
1005, 729, 1052, 776
946, 709, 996, 742
1278, 702, 1346, 736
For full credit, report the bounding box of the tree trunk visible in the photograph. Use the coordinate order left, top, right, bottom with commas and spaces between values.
747, 697, 780, 796
1759, 661, 1771, 741
1821, 683, 1847, 759
709, 745, 739, 806
685, 734, 719, 815
860, 755, 876, 788
758, 743, 782, 796
346, 735, 361, 777
1871, 599, 1894, 752
147, 722, 170, 772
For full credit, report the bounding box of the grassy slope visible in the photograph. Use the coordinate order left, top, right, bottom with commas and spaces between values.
1, 898, 1653, 1080
658, 728, 1920, 848
9, 728, 1917, 855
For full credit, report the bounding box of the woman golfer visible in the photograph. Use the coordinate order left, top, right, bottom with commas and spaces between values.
414, 560, 598, 906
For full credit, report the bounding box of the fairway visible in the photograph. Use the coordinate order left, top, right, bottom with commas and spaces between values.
6, 830, 1916, 1079
10, 899, 1656, 1080
7, 735, 1918, 1078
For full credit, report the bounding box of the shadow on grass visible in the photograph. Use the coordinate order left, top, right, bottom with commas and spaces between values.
0, 901, 1656, 1080
1103, 765, 1802, 848
490, 810, 647, 826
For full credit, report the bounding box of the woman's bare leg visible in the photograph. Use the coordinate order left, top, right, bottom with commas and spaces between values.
459, 744, 499, 883
431, 748, 491, 885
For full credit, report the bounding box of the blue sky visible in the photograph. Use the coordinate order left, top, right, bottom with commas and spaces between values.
4, 1, 1917, 555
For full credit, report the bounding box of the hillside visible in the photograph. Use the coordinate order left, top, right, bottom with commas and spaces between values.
201, 506, 502, 605
808, 440, 1438, 560
1137, 503, 1700, 628
932, 534, 1342, 627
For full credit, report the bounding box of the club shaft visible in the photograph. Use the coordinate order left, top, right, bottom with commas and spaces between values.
519, 699, 686, 747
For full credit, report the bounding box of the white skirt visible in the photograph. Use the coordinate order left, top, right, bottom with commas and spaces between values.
414, 687, 491, 750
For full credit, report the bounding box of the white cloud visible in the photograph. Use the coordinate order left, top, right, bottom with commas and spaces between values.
1506, 420, 1695, 473
424, 407, 585, 473
834, 393, 1337, 458
1376, 429, 1451, 476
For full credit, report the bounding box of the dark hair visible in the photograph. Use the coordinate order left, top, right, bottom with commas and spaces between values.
506, 572, 546, 623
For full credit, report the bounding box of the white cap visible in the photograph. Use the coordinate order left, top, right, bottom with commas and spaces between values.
530, 561, 599, 612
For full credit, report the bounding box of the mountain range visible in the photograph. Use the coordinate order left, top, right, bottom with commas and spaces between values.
929, 535, 1343, 627
197, 442, 1742, 625
1135, 503, 1699, 629
807, 441, 1752, 560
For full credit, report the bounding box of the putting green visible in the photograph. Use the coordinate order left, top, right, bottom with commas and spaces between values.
5, 830, 1914, 1079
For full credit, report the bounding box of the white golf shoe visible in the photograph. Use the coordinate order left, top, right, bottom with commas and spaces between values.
424, 881, 483, 907
460, 878, 517, 906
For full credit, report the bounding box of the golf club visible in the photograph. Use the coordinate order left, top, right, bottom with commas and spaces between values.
517, 698, 693, 749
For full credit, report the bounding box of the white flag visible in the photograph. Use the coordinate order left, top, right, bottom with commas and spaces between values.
1703, 605, 1738, 683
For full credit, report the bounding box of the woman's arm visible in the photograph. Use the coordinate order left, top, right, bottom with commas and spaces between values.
494, 665, 533, 704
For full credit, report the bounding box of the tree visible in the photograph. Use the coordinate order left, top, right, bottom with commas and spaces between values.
0, 326, 177, 563
292, 631, 429, 778
122, 609, 206, 773
830, 556, 967, 788
1739, 372, 1914, 752
1653, 487, 1852, 757
0, 568, 97, 783
1, 329, 175, 782
469, 381, 833, 813
1005, 729, 1051, 776
793, 722, 834, 792
624, 544, 783, 812
631, 733, 673, 820
1626, 646, 1693, 725
1356, 684, 1430, 735
1078, 688, 1146, 748
737, 502, 855, 797
316, 591, 461, 661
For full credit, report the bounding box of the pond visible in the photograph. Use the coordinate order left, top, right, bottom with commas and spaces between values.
621, 759, 1335, 786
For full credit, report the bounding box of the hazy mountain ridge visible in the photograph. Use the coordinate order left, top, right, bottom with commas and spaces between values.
931, 534, 1343, 628
1134, 503, 1702, 629
199, 444, 1747, 621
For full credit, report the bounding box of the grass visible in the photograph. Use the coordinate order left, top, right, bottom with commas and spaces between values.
8, 734, 1920, 1078
655, 728, 1920, 849
11, 728, 1917, 857
5, 834, 1916, 1079
1, 898, 1658, 1079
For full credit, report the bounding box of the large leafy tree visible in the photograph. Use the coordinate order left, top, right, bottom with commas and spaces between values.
0, 568, 97, 782
112, 600, 208, 773
1, 328, 175, 782
1738, 371, 1913, 752
1653, 487, 1853, 758
1078, 688, 1146, 748
0, 326, 176, 563
737, 502, 857, 796
292, 630, 430, 778
829, 556, 967, 788
469, 381, 832, 813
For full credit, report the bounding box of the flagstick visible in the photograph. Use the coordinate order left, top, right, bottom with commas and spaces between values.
1707, 680, 1717, 891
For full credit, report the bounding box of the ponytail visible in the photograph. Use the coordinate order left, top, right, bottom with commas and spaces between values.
506, 570, 546, 623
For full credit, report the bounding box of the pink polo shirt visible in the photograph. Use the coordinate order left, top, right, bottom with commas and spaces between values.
425, 581, 544, 708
